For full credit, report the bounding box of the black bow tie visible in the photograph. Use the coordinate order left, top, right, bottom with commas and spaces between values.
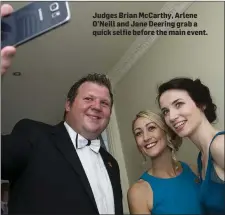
75, 133, 100, 153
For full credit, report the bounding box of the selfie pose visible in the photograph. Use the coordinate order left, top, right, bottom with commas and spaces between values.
128, 110, 202, 214
157, 78, 224, 214
1, 4, 123, 214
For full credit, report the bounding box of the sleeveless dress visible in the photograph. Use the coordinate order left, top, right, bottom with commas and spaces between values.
140, 162, 202, 214
197, 131, 225, 215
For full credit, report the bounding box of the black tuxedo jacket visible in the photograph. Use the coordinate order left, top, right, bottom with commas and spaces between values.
2, 119, 123, 214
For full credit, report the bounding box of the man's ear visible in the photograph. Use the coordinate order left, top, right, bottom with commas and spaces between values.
65, 100, 71, 112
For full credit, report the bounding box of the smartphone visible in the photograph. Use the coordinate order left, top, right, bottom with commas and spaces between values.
1, 1, 71, 48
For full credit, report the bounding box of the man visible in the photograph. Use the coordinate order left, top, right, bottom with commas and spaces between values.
1, 4, 123, 214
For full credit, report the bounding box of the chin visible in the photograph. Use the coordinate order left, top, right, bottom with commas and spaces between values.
175, 127, 193, 138
87, 127, 100, 133
146, 148, 163, 158
85, 125, 102, 134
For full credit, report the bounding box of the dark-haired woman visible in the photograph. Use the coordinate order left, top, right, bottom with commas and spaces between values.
156, 78, 224, 215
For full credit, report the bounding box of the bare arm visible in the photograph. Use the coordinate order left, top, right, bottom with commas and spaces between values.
127, 181, 152, 214
210, 134, 224, 171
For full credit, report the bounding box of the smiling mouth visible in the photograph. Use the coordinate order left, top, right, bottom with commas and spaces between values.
174, 121, 186, 130
145, 141, 157, 149
88, 115, 101, 120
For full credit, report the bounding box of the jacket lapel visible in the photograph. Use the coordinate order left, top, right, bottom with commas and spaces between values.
51, 122, 98, 213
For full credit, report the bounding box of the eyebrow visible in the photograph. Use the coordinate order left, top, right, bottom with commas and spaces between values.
161, 99, 182, 110
134, 122, 156, 132
102, 98, 111, 103
86, 94, 110, 103
172, 99, 182, 105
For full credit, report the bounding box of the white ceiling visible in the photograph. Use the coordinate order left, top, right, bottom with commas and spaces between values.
1, 1, 165, 134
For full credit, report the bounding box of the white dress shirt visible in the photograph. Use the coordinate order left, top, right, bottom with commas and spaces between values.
64, 122, 115, 214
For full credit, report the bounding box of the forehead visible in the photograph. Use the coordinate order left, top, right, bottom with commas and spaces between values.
134, 117, 155, 128
159, 89, 190, 107
78, 82, 110, 97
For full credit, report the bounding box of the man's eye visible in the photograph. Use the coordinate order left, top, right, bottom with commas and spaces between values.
84, 97, 92, 100
102, 101, 109, 106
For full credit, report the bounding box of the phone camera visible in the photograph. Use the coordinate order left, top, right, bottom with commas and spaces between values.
50, 3, 59, 12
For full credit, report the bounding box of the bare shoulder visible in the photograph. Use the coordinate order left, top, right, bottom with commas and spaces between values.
210, 133, 224, 170
211, 133, 224, 151
128, 179, 150, 197
127, 179, 153, 214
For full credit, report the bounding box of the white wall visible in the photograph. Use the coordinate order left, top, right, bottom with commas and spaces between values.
101, 130, 109, 151
113, 2, 224, 185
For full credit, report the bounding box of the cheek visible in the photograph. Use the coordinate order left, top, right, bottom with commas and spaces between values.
73, 106, 83, 114
71, 105, 87, 118
80, 104, 91, 113
164, 117, 169, 124
103, 108, 111, 118
135, 138, 143, 148
191, 109, 203, 124
182, 107, 192, 116
181, 102, 196, 115
156, 131, 167, 144
164, 116, 171, 126
159, 137, 167, 147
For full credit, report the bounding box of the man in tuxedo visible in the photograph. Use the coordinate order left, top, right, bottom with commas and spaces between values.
1, 4, 123, 214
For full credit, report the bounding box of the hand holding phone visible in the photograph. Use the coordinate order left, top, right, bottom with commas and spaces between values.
1, 1, 71, 49
1, 4, 16, 75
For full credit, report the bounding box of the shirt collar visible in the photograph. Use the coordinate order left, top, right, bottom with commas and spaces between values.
64, 121, 100, 153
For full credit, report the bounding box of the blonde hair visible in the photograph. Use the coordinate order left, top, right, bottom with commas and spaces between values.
132, 110, 182, 162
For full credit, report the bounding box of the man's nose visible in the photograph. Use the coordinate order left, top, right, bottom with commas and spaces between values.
92, 100, 101, 111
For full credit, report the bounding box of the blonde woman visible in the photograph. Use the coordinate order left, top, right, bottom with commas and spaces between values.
128, 110, 202, 214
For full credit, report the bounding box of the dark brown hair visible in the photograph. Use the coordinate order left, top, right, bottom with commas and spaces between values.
157, 77, 217, 123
